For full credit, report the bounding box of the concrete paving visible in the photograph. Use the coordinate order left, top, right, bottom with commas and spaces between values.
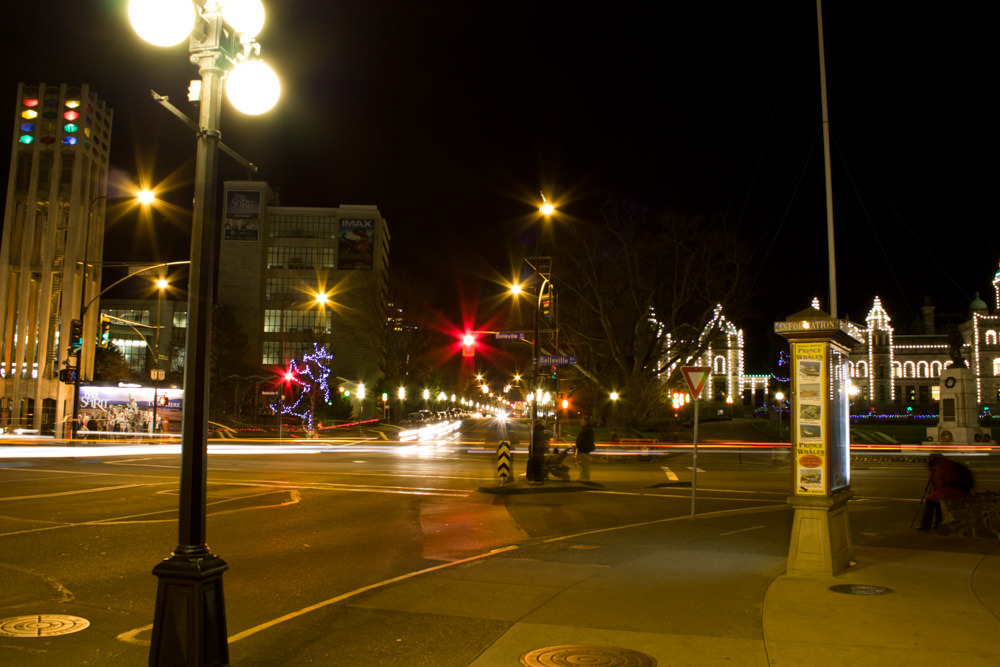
251, 484, 1000, 667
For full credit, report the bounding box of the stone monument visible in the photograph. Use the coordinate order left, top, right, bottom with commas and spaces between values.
925, 328, 994, 446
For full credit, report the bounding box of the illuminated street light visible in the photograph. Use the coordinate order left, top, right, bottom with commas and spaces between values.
610, 391, 620, 436
151, 277, 170, 437
131, 1, 280, 663
775, 391, 785, 440
71, 192, 153, 439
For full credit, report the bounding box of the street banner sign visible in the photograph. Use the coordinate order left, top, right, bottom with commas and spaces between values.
539, 355, 577, 366
495, 332, 526, 340
681, 366, 710, 399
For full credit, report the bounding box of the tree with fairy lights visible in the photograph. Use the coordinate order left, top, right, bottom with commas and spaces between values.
273, 343, 335, 433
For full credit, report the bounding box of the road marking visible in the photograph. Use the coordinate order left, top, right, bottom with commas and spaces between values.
221, 545, 520, 644
0, 489, 303, 537
543, 504, 790, 544
209, 479, 469, 498
719, 524, 766, 536
0, 483, 161, 502
660, 466, 678, 481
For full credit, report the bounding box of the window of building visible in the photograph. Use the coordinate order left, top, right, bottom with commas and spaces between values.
903, 361, 915, 378
269, 214, 338, 239
263, 309, 333, 334
931, 361, 942, 377
116, 338, 148, 374
917, 361, 929, 378
994, 357, 1000, 376
267, 245, 336, 270
856, 361, 868, 377
892, 362, 902, 378
262, 340, 314, 366
713, 356, 726, 373
986, 330, 998, 345
918, 385, 929, 403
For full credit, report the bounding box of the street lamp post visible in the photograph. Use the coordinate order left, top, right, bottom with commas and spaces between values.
70, 194, 106, 439
131, 2, 279, 664
775, 391, 785, 440
397, 386, 406, 425
71, 192, 153, 439
151, 278, 168, 437
610, 391, 619, 437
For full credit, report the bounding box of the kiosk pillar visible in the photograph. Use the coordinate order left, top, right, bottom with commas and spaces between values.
775, 308, 862, 575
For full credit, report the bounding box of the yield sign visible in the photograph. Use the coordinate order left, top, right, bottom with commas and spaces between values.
681, 366, 711, 399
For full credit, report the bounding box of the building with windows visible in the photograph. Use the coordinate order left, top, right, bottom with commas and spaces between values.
99, 298, 186, 378
216, 181, 389, 416
845, 266, 1000, 414
0, 83, 113, 433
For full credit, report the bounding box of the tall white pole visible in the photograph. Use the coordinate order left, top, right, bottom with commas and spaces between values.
817, 0, 837, 319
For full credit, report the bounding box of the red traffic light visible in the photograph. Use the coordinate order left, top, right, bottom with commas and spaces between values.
462, 332, 476, 357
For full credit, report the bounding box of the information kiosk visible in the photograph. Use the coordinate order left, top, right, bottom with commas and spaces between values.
775, 307, 862, 575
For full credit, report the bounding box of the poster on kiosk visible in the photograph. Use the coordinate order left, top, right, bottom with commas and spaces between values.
774, 309, 859, 498
790, 340, 850, 496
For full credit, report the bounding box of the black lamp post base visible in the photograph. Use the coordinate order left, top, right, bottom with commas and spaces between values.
526, 455, 545, 482
150, 553, 229, 666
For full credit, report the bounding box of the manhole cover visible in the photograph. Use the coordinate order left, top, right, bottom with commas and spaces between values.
521, 644, 657, 666
829, 584, 892, 596
0, 615, 90, 637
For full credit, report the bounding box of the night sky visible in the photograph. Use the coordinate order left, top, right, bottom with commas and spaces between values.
2, 1, 995, 370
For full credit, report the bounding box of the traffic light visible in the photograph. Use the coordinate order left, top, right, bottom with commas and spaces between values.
540, 284, 552, 319
98, 317, 111, 348
157, 394, 169, 407
462, 332, 475, 357
68, 319, 83, 354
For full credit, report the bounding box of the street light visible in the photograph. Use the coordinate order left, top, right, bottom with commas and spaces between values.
150, 277, 169, 437
131, 2, 280, 664
71, 191, 154, 439
610, 391, 619, 436
775, 391, 785, 440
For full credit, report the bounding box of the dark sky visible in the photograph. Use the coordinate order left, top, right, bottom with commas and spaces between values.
2, 1, 995, 369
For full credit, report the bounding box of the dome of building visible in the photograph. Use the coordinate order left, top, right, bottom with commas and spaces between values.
969, 291, 988, 311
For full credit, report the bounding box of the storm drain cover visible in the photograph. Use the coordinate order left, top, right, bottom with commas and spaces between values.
829, 584, 892, 596
521, 644, 657, 666
0, 614, 90, 637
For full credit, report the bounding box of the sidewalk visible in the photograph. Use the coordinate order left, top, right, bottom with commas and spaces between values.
235, 492, 1000, 666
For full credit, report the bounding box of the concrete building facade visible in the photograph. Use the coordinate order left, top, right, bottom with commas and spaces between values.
216, 181, 389, 417
0, 83, 113, 432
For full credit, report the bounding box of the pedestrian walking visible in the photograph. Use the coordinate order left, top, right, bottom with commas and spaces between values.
575, 416, 596, 481
918, 453, 974, 530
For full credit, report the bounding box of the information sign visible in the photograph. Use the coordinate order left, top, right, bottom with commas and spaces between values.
539, 355, 577, 366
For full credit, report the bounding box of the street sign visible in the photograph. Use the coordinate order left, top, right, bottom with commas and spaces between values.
495, 332, 526, 340
497, 440, 512, 485
539, 355, 577, 365
261, 390, 278, 396
150, 368, 165, 381
681, 366, 710, 400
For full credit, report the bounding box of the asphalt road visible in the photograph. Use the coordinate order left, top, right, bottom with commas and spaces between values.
1, 421, 997, 665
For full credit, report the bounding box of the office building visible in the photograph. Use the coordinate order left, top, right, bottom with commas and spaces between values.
0, 83, 112, 432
